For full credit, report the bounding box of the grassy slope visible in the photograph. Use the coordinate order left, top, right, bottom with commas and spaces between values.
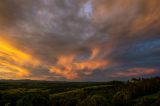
1, 78, 160, 106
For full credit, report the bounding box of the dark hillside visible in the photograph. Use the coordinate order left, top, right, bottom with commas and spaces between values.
1, 77, 160, 106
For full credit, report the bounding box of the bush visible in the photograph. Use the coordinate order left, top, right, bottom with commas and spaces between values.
135, 97, 156, 106
112, 91, 130, 106
78, 95, 109, 106
16, 93, 50, 106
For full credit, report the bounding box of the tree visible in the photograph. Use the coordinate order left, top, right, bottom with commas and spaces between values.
16, 93, 50, 106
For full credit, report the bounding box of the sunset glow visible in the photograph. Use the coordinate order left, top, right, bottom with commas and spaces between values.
0, 0, 160, 81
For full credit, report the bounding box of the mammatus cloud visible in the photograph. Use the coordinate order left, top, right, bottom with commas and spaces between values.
0, 0, 160, 81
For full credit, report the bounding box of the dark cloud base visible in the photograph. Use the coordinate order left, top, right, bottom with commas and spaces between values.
0, 0, 160, 81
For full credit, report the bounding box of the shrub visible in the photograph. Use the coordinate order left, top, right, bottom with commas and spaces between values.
16, 93, 50, 106
78, 95, 109, 106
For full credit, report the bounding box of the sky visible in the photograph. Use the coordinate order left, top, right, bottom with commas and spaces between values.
0, 0, 160, 81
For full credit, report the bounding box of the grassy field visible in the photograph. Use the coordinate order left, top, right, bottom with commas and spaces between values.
0, 77, 160, 106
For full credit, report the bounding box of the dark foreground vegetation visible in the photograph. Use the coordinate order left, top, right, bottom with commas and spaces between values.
1, 77, 160, 106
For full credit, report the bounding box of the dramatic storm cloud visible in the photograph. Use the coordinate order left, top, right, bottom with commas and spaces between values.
0, 0, 160, 81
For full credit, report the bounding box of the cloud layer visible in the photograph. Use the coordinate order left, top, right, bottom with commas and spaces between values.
0, 0, 160, 81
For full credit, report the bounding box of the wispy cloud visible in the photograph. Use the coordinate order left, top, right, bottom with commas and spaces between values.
0, 0, 159, 81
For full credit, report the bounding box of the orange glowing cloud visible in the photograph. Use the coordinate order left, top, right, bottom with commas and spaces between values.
0, 37, 40, 79
0, 37, 109, 80
0, 37, 40, 66
108, 68, 157, 78
0, 62, 30, 79
50, 48, 109, 80
130, 0, 160, 34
